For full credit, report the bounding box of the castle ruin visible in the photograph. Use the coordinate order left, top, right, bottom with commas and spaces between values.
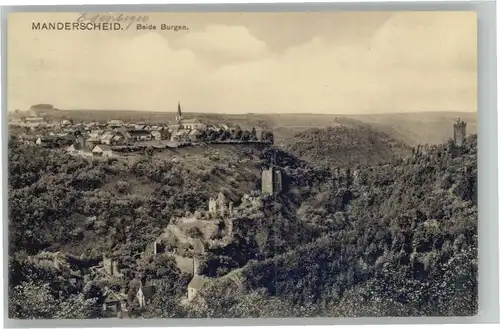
453, 118, 467, 147
208, 192, 233, 218
261, 167, 283, 195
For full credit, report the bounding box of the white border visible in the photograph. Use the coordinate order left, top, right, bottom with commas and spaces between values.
0, 1, 498, 329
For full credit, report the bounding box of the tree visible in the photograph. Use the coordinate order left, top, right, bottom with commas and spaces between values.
251, 127, 257, 140
261, 131, 275, 144
9, 280, 98, 319
234, 126, 243, 140
241, 130, 251, 141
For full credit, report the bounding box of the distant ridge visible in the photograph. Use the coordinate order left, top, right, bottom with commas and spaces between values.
38, 106, 476, 116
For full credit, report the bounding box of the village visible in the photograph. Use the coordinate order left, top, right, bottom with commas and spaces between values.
9, 102, 274, 158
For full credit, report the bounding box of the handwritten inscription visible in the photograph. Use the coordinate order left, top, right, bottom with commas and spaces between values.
76, 13, 149, 30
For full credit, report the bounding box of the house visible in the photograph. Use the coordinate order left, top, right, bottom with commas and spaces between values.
188, 129, 203, 142
111, 134, 125, 145
115, 128, 132, 141
25, 116, 44, 123
107, 120, 124, 129
172, 130, 188, 142
71, 123, 84, 129
66, 143, 81, 155
88, 130, 102, 138
181, 119, 206, 131
9, 119, 24, 126
66, 136, 86, 154
129, 130, 152, 141
102, 290, 128, 318
92, 144, 113, 157
60, 119, 72, 127
100, 132, 115, 145
136, 285, 156, 308
19, 135, 37, 145
160, 128, 171, 140
85, 137, 101, 148
150, 131, 162, 140
126, 278, 156, 309
78, 147, 94, 157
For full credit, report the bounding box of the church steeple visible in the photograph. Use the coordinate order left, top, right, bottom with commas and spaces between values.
176, 101, 183, 123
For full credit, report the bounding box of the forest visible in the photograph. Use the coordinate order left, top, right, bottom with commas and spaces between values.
7, 127, 477, 318
285, 121, 412, 167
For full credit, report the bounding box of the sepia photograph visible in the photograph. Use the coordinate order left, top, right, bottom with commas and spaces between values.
6, 11, 477, 319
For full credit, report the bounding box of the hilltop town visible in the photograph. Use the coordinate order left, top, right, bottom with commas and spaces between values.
9, 103, 274, 159
9, 121, 284, 317
8, 103, 285, 318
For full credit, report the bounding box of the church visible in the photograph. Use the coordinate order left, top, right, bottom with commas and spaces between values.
170, 102, 207, 132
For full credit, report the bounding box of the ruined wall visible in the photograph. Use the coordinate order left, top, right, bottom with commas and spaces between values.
112, 261, 121, 277
208, 194, 230, 218
103, 255, 113, 275
208, 198, 217, 216
193, 257, 199, 275
153, 241, 166, 255
274, 170, 283, 194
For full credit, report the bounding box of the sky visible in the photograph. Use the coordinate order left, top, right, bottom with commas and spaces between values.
7, 11, 477, 114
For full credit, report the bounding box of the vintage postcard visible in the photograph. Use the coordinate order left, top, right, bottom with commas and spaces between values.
7, 11, 477, 319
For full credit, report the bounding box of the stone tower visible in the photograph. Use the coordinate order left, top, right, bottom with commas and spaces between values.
261, 167, 283, 195
453, 118, 467, 147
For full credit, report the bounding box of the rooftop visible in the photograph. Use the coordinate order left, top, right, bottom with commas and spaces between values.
141, 285, 156, 300
93, 144, 112, 151
183, 119, 202, 124
129, 130, 151, 136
